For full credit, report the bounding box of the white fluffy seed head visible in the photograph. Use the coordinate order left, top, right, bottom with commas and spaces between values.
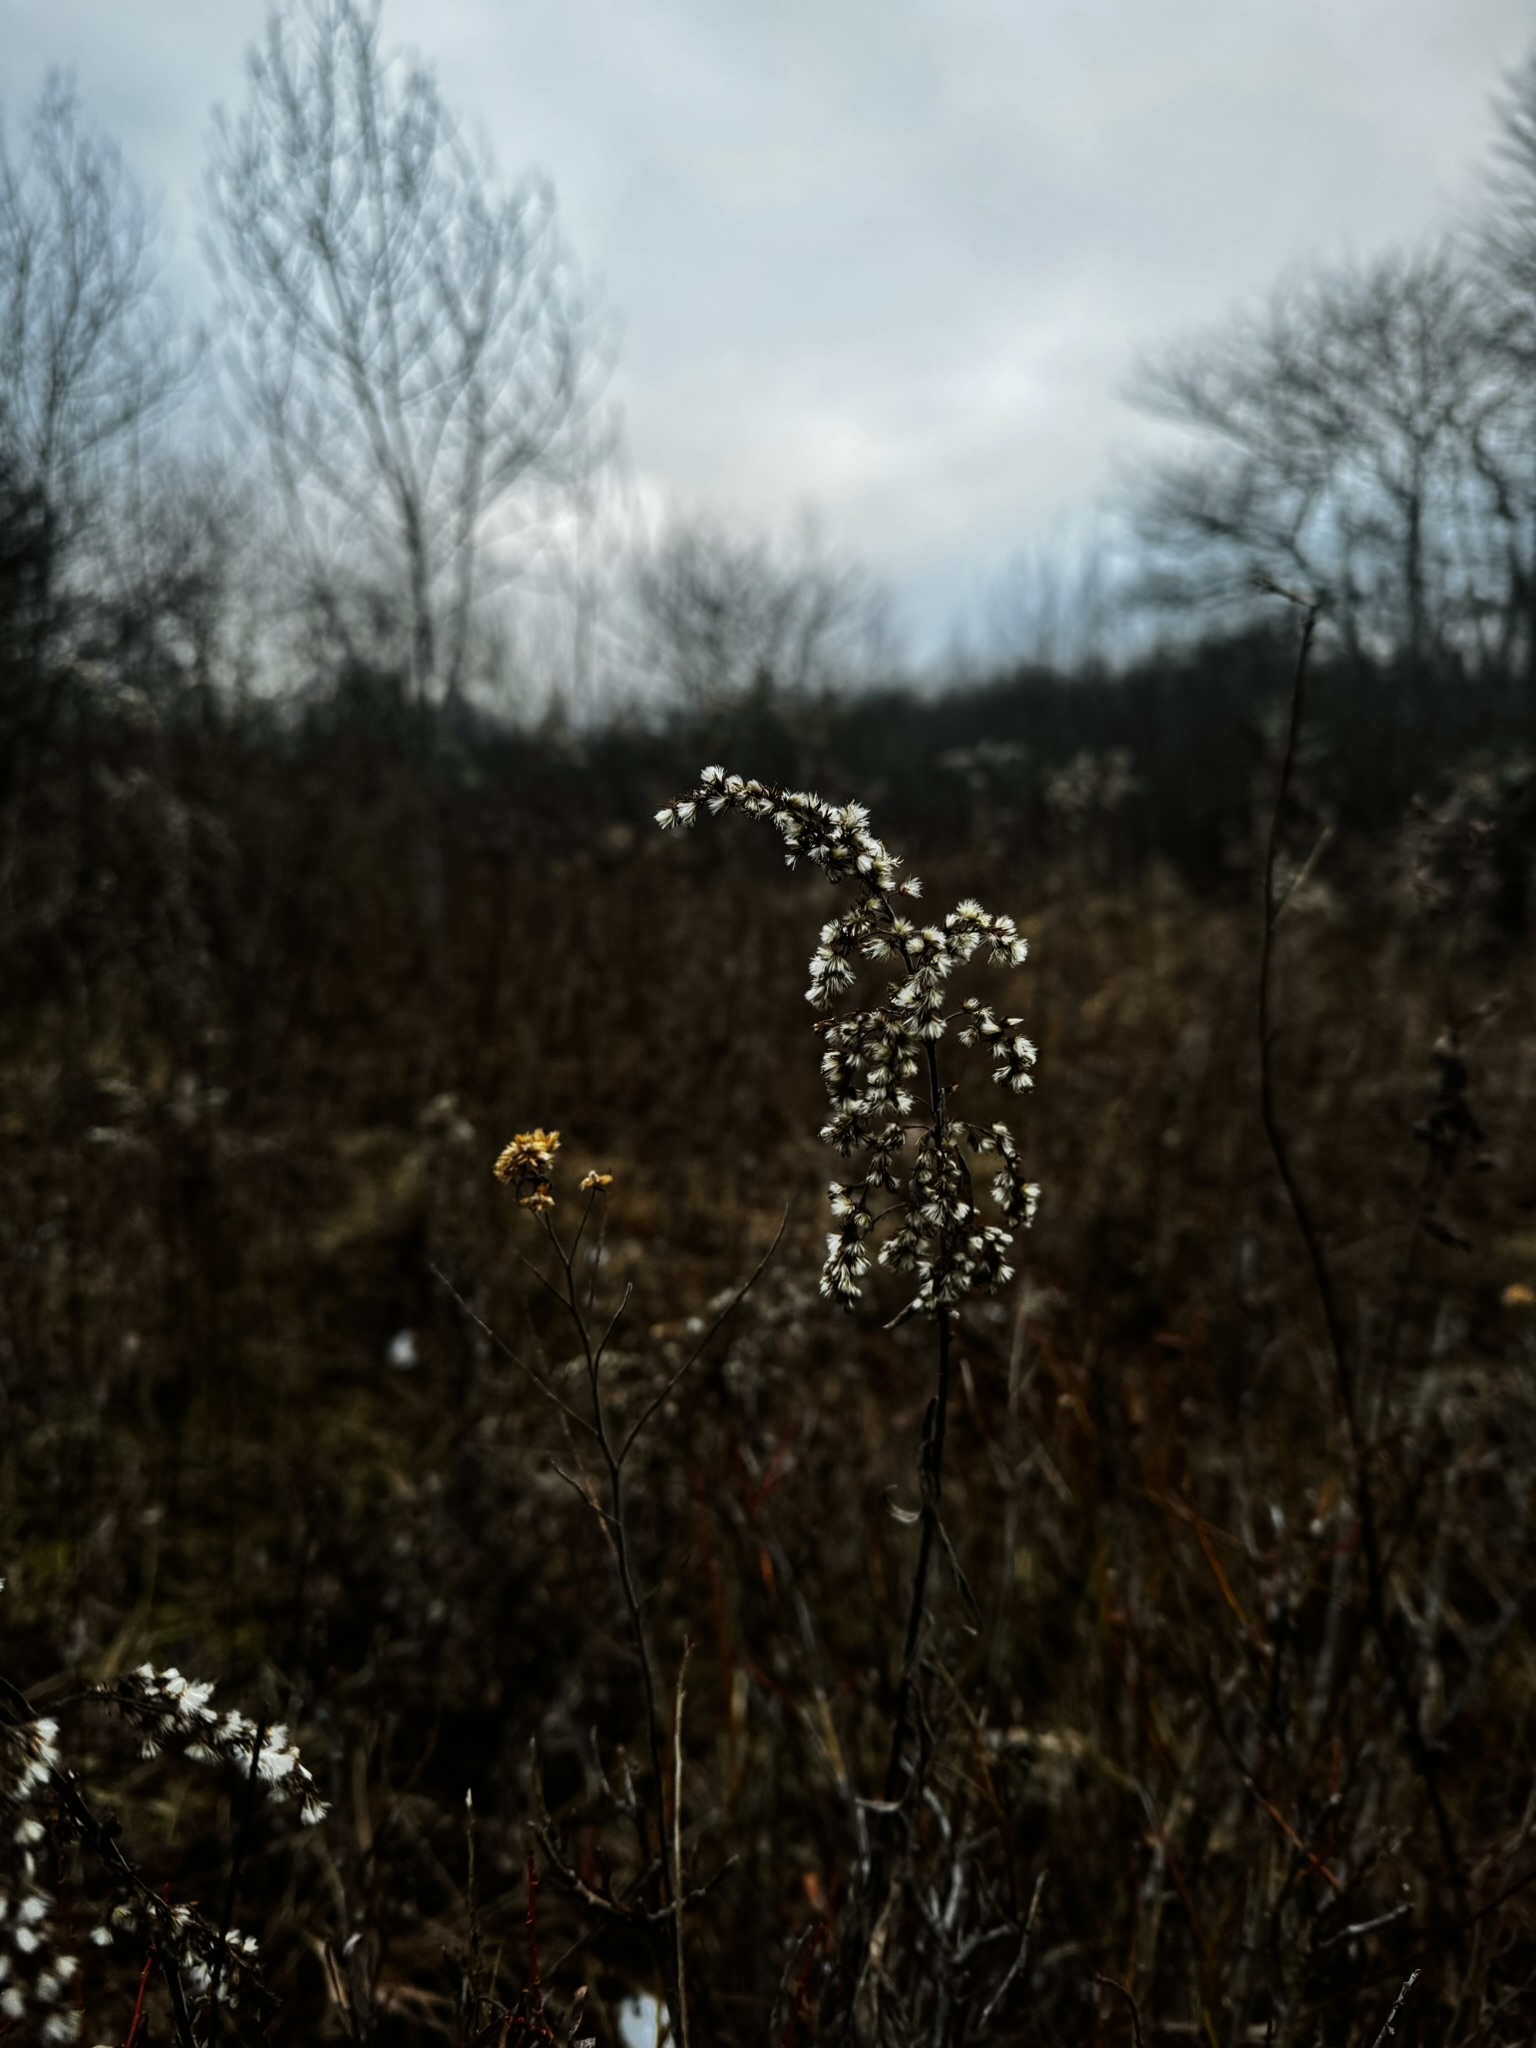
658, 768, 1038, 1306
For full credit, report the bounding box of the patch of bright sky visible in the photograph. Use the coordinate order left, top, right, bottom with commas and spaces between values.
1, 0, 1532, 655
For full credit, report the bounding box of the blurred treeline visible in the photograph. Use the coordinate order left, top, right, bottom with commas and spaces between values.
5, 8, 1536, 2046
11, 7, 1536, 718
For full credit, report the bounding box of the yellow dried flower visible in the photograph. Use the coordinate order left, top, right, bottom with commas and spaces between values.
518, 1186, 557, 1213
493, 1128, 561, 1184
1504, 1282, 1536, 1311
580, 1171, 614, 1192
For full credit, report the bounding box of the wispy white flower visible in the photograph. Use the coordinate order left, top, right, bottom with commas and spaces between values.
111, 1667, 326, 1822
658, 767, 1039, 1308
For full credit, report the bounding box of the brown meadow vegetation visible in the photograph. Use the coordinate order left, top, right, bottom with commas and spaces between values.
4, 614, 1536, 2042
9, 16, 1536, 2038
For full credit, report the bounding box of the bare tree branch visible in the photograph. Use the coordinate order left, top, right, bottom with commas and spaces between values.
207, 0, 605, 699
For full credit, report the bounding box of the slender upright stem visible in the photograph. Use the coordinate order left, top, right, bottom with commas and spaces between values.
1259, 603, 1355, 1425
207, 1716, 267, 2037
567, 1263, 670, 1893
545, 1220, 683, 2033
882, 1313, 951, 1806
602, 1449, 672, 1911
846, 872, 1011, 1853
1258, 596, 1467, 1925
672, 1642, 693, 2048
836, 1035, 962, 2048
881, 1038, 954, 1807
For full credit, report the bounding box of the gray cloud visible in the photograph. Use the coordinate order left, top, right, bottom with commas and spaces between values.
2, 0, 1531, 650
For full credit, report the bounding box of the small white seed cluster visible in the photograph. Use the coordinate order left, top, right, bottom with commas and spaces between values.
1, 1658, 327, 2034
1, 1714, 83, 2041
658, 768, 1040, 1310
112, 1666, 327, 1827
101, 1894, 262, 2011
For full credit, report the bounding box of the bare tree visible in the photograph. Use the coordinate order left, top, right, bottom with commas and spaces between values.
631, 513, 893, 710
1484, 43, 1536, 317
208, 0, 601, 701
1475, 42, 1536, 687
1126, 249, 1505, 665
983, 527, 1121, 675
0, 74, 183, 573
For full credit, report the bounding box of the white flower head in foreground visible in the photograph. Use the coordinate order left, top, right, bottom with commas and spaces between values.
659, 768, 1039, 1311
0, 1629, 308, 2025
112, 1667, 327, 1827
0, 1715, 82, 2041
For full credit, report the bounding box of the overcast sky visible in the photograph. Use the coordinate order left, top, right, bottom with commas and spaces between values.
3, 0, 1533, 655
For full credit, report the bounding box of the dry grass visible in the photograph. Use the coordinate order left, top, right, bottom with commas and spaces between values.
3, 689, 1536, 2043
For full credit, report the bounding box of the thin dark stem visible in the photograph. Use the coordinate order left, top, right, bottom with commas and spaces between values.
1257, 591, 1467, 1926
881, 1039, 954, 1808
1095, 1972, 1147, 2048
545, 1226, 667, 1874
619, 1209, 787, 1465
1368, 1970, 1420, 2048
590, 1282, 634, 1379
838, 1040, 960, 2035
1258, 601, 1353, 1420
882, 1307, 952, 1807
567, 1185, 599, 1267
672, 1639, 693, 2048
518, 1189, 781, 2040
207, 1715, 267, 2036
984, 1291, 1033, 1721
159, 1940, 201, 2048
525, 1847, 542, 2017
547, 1456, 616, 1522
540, 1212, 682, 2035
584, 1200, 611, 1318
430, 1263, 596, 1437
125, 1944, 155, 2048
602, 1453, 670, 1910
465, 1791, 485, 2032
